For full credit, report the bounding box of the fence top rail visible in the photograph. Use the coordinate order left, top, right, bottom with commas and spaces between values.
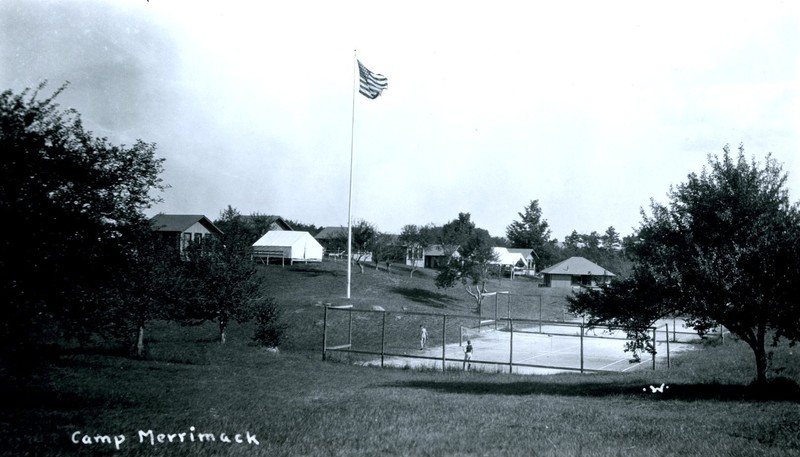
325, 306, 658, 330
480, 291, 511, 297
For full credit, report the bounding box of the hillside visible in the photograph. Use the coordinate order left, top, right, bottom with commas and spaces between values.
2, 259, 799, 456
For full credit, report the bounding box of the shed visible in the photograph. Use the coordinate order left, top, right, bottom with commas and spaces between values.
539, 256, 615, 288
252, 231, 323, 265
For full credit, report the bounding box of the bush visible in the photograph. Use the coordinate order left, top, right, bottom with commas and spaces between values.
252, 298, 287, 348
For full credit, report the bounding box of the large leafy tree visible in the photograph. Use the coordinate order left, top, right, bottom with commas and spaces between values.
350, 219, 377, 274
0, 84, 165, 359
182, 235, 261, 345
506, 200, 553, 264
569, 145, 800, 385
435, 213, 499, 314
107, 225, 186, 357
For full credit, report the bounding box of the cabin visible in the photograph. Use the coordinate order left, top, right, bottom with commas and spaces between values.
149, 214, 223, 258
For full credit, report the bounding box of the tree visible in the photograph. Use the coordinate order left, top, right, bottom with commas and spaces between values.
370, 232, 404, 271
0, 84, 165, 361
350, 219, 377, 274
108, 224, 187, 357
601, 226, 621, 250
506, 200, 553, 264
435, 213, 499, 314
569, 145, 800, 385
181, 235, 260, 344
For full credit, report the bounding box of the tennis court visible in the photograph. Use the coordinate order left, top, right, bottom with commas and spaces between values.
359, 319, 699, 375
323, 307, 709, 375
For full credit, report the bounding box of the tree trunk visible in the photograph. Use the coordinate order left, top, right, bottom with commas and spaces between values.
753, 323, 768, 386
219, 318, 227, 344
136, 324, 146, 358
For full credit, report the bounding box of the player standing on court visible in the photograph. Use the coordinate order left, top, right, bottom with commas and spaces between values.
419, 325, 428, 350
464, 340, 473, 370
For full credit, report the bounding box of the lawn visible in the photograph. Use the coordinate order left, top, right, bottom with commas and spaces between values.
1, 260, 798, 456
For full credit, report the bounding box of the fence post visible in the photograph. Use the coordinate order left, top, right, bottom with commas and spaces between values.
442, 314, 447, 372
495, 294, 498, 331
322, 305, 328, 361
579, 323, 584, 373
651, 327, 656, 370
672, 317, 676, 342
381, 312, 386, 368
665, 324, 670, 369
539, 296, 543, 333
348, 308, 353, 347
509, 319, 515, 374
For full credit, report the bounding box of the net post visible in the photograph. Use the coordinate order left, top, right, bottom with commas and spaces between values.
348, 308, 353, 347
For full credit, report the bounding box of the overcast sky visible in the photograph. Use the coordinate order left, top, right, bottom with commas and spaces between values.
2, 1, 798, 240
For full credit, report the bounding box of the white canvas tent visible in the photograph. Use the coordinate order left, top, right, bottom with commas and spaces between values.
252, 231, 323, 265
490, 247, 527, 267
490, 247, 528, 280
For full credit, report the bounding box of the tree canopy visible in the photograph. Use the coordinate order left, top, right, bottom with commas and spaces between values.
569, 145, 800, 385
435, 213, 498, 313
0, 84, 165, 358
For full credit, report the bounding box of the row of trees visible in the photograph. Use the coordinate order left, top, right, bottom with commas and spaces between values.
0, 85, 282, 371
505, 200, 633, 276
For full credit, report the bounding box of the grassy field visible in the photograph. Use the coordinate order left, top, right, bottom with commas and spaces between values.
2, 260, 799, 456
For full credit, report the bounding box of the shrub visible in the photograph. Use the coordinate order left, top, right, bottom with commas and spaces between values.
252, 298, 287, 348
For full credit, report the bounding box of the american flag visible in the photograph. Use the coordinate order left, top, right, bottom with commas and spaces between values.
357, 60, 388, 99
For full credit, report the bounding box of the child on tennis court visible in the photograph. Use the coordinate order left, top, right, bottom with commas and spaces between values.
463, 340, 473, 370
419, 325, 428, 350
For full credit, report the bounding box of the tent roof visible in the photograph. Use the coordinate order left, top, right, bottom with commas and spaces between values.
149, 214, 223, 235
507, 248, 538, 259
539, 256, 615, 276
253, 230, 317, 247
490, 247, 526, 266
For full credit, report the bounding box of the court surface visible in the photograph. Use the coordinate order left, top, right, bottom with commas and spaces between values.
363, 320, 701, 375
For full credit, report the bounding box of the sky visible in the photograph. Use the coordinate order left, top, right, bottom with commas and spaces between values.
2, 1, 798, 241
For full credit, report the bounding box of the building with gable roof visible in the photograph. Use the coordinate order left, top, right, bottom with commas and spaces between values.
539, 256, 614, 288
149, 214, 223, 257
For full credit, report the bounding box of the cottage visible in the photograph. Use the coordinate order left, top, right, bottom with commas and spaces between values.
314, 226, 348, 256
539, 256, 614, 288
149, 214, 223, 257
403, 244, 459, 269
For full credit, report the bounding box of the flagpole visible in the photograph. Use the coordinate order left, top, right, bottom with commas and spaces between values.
347, 49, 357, 299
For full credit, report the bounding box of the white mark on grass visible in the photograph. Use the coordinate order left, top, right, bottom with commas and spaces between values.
642, 383, 669, 393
